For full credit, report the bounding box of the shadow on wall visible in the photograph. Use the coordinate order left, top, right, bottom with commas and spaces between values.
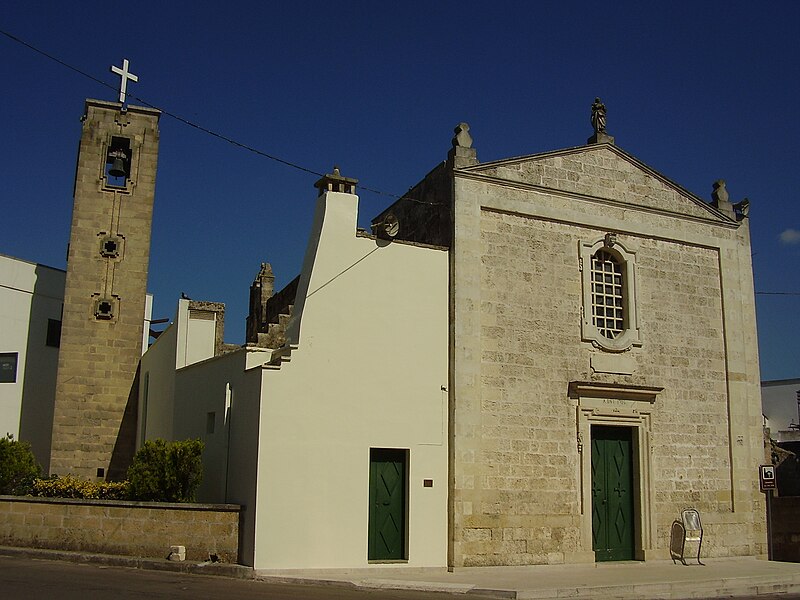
107, 365, 140, 482
18, 265, 62, 475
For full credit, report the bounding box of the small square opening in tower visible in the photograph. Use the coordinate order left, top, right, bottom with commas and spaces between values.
105, 137, 132, 188
95, 298, 115, 320
99, 235, 122, 258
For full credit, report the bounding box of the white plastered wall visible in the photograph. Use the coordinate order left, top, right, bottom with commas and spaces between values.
252, 188, 449, 570
138, 298, 219, 446
173, 348, 265, 565
0, 255, 64, 469
138, 319, 177, 445
762, 379, 800, 433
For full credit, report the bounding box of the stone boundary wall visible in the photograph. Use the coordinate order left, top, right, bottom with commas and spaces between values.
0, 496, 241, 563
772, 496, 800, 562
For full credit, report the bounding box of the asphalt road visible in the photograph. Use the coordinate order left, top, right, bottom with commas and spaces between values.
2, 554, 800, 600
0, 555, 496, 600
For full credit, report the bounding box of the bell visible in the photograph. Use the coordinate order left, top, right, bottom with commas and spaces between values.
108, 156, 126, 178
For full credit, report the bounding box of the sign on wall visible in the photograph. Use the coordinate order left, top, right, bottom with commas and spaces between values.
759, 464, 776, 492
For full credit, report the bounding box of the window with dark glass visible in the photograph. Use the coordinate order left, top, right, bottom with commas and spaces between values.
46, 319, 62, 348
0, 353, 18, 383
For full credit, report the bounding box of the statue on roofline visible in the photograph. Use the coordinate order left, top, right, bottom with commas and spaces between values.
591, 97, 607, 134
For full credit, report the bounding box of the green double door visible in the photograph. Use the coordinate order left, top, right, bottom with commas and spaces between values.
368, 448, 407, 560
591, 426, 635, 561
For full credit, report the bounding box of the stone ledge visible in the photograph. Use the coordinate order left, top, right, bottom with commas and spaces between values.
0, 495, 240, 512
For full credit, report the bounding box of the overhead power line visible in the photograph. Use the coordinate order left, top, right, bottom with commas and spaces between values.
0, 28, 400, 198
3, 29, 800, 296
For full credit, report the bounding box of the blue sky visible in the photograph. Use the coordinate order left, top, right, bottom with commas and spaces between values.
1, 1, 798, 380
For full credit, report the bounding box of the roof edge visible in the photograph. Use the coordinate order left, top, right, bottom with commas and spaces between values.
459, 142, 736, 224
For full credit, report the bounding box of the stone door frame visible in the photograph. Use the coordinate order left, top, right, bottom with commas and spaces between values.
570, 381, 663, 561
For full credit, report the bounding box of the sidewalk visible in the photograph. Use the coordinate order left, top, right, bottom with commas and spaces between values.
257, 558, 800, 599
2, 545, 800, 599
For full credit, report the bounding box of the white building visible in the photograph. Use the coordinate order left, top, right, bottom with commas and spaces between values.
139, 171, 449, 568
763, 378, 800, 442
0, 254, 65, 469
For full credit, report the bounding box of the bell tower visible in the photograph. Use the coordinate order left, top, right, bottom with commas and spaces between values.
49, 93, 160, 480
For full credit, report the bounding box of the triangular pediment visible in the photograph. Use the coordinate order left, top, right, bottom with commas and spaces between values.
460, 144, 731, 222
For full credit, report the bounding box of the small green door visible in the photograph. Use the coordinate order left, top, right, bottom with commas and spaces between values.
591, 426, 635, 561
368, 448, 407, 560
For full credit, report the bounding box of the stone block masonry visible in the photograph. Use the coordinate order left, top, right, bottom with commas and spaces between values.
447, 143, 764, 566
0, 496, 240, 563
50, 99, 160, 480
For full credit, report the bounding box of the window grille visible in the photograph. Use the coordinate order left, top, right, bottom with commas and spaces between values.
591, 250, 624, 339
580, 236, 640, 352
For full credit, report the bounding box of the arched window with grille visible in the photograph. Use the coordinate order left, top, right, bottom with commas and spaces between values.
591, 249, 624, 339
580, 235, 641, 352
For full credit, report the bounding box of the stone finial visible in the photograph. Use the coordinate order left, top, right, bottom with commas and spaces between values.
712, 180, 750, 221
711, 179, 737, 219
587, 97, 614, 145
711, 180, 729, 204
452, 122, 473, 148
246, 262, 275, 345
448, 122, 479, 168
254, 263, 274, 288
314, 165, 358, 195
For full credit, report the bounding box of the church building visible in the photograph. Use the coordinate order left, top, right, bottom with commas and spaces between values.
142, 100, 765, 569
0, 78, 765, 569
373, 107, 765, 566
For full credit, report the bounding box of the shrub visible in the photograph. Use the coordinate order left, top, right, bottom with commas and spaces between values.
127, 439, 204, 502
32, 475, 130, 500
0, 434, 42, 495
97, 480, 130, 500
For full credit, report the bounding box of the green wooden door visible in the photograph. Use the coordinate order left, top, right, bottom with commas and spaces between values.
591, 426, 635, 561
368, 448, 407, 560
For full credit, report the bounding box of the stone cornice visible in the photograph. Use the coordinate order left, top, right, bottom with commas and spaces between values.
568, 381, 664, 403
455, 170, 740, 231
457, 142, 735, 225
84, 97, 162, 118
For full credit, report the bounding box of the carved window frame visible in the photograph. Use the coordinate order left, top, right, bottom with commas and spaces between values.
580, 234, 641, 352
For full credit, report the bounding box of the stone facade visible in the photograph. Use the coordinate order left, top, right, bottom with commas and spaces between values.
0, 496, 239, 562
381, 133, 764, 566
50, 100, 160, 480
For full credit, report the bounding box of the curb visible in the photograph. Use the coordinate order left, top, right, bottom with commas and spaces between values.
516, 573, 800, 600
0, 545, 254, 580
252, 574, 515, 598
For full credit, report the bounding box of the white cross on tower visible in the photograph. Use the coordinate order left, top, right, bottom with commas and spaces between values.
110, 58, 139, 104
